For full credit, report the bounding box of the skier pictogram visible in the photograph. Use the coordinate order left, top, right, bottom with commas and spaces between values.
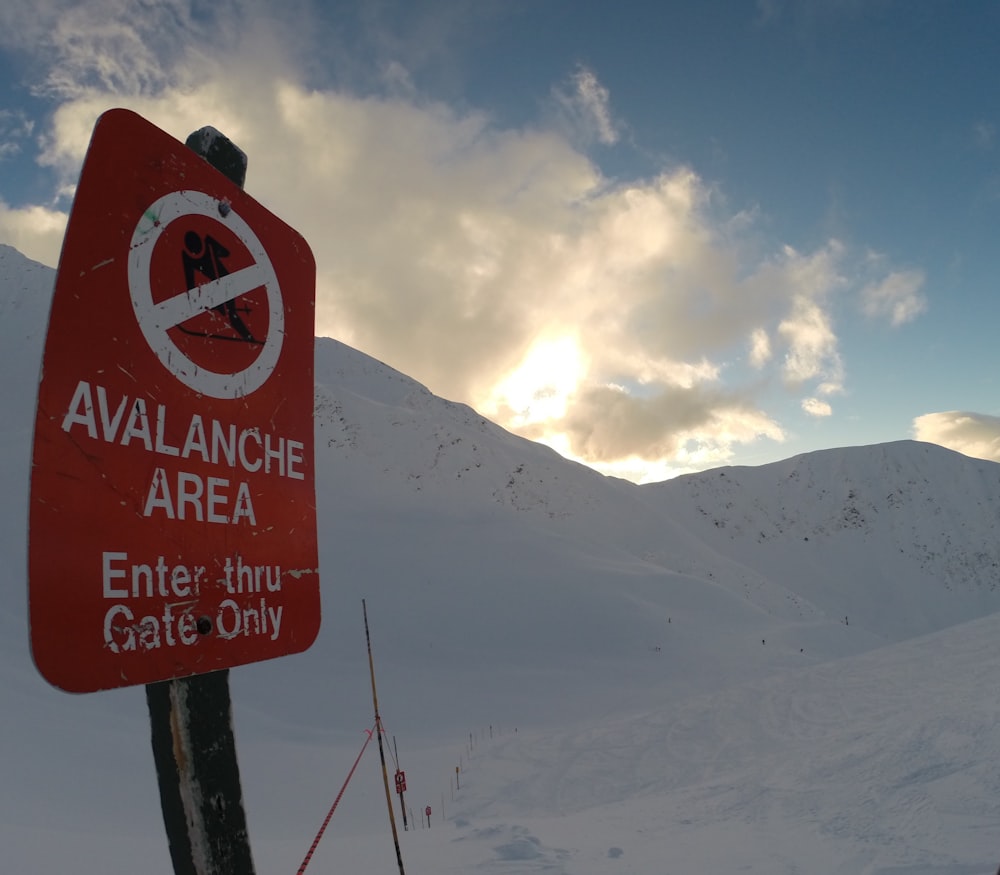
128, 189, 285, 399
180, 230, 260, 345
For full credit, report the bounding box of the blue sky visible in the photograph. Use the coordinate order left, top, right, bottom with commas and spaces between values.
1, 0, 998, 482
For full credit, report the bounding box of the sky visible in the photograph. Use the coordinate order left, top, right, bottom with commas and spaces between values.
0, 0, 999, 482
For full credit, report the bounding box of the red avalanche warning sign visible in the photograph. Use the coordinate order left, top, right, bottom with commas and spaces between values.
29, 108, 320, 692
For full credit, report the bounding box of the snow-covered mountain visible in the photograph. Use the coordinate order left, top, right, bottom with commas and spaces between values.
3, 243, 999, 874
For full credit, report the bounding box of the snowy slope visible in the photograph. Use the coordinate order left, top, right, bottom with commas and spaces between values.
392, 611, 1000, 875
2, 243, 999, 874
649, 442, 1000, 639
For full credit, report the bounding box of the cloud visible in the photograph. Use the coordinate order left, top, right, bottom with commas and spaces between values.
754, 0, 886, 29
0, 0, 925, 481
779, 298, 842, 386
757, 242, 847, 390
860, 268, 926, 326
755, 0, 782, 23
0, 200, 67, 266
541, 382, 784, 464
551, 66, 621, 146
0, 0, 242, 98
0, 110, 34, 161
973, 120, 996, 151
748, 328, 772, 368
912, 411, 1000, 463
801, 397, 832, 417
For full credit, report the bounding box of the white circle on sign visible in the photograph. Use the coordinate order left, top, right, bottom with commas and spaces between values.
128, 190, 284, 399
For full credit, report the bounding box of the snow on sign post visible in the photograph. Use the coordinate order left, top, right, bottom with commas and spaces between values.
28, 108, 320, 693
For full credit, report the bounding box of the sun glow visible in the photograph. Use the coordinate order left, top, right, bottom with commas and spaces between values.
485, 336, 586, 428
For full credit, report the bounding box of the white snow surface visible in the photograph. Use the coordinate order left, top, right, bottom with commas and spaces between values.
2, 242, 1000, 874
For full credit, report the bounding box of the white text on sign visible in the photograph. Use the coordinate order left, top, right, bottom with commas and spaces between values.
102, 551, 284, 653
61, 380, 305, 526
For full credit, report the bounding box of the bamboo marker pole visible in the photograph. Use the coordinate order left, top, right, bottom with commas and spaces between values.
363, 599, 405, 875
393, 735, 410, 831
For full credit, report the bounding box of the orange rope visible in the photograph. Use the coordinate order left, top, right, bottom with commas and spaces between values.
296, 726, 375, 875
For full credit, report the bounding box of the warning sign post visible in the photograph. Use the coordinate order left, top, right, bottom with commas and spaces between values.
28, 108, 320, 693
29, 110, 321, 874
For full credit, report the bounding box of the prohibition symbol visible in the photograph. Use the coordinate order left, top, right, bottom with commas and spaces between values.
128, 190, 285, 399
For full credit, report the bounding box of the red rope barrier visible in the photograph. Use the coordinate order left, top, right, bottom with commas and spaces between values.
296, 726, 375, 875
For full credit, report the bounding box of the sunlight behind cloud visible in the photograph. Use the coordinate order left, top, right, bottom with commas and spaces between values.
485, 335, 586, 429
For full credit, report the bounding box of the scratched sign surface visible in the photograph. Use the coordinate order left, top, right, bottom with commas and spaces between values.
29, 108, 320, 692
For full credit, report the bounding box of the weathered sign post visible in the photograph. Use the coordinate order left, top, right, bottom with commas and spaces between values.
142, 124, 268, 875
28, 108, 320, 873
